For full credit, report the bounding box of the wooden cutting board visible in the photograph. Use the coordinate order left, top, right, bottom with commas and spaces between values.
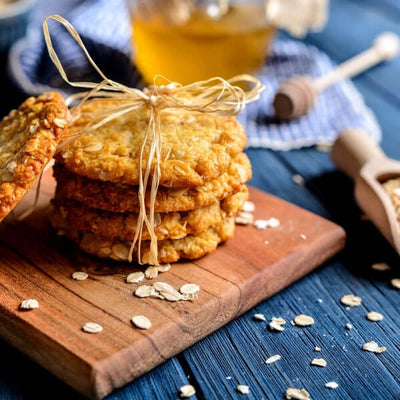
0, 170, 345, 399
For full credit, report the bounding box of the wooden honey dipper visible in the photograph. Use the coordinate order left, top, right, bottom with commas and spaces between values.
273, 32, 400, 120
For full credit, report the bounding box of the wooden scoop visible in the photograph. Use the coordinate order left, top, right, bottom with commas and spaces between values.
274, 32, 400, 120
331, 128, 400, 253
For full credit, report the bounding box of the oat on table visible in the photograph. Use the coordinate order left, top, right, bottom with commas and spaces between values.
0, 92, 67, 221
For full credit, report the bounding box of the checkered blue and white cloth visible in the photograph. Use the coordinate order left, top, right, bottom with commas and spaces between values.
8, 0, 381, 150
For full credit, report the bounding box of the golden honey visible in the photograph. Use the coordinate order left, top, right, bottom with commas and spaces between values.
131, 4, 275, 84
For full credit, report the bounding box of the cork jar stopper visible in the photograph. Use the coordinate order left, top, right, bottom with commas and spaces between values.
273, 76, 317, 120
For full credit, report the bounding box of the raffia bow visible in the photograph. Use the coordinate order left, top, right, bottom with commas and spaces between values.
43, 15, 265, 265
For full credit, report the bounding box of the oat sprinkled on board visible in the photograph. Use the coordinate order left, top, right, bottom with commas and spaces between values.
367, 311, 384, 322
390, 279, 400, 289
72, 271, 88, 281
145, 266, 159, 279
285, 387, 310, 399
20, 299, 39, 310
371, 262, 391, 271
325, 382, 338, 389
362, 341, 386, 353
311, 358, 327, 367
269, 317, 286, 332
265, 354, 281, 364
236, 385, 250, 394
179, 384, 196, 398
253, 313, 266, 321
82, 322, 103, 334
126, 271, 145, 284
131, 315, 152, 330
242, 201, 255, 213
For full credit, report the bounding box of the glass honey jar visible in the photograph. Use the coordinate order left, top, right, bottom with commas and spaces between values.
128, 0, 276, 84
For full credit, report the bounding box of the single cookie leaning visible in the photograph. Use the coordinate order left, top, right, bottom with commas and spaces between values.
55, 98, 247, 187
52, 186, 248, 241
50, 213, 235, 264
53, 152, 251, 213
0, 92, 68, 222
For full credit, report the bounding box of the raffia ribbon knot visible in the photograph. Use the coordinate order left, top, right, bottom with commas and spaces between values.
43, 15, 265, 265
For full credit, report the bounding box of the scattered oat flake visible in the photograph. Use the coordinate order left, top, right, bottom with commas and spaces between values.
236, 385, 250, 394
269, 317, 286, 332
367, 311, 383, 322
311, 358, 327, 367
135, 285, 156, 298
317, 299, 323, 303
299, 234, 307, 240
145, 266, 159, 279
242, 201, 255, 213
391, 279, 400, 289
235, 211, 254, 225
264, 240, 269, 245
314, 346, 321, 352
265, 354, 281, 364
82, 322, 103, 334
179, 384, 196, 398
131, 315, 152, 330
254, 219, 269, 229
126, 271, 145, 284
226, 376, 232, 380
153, 281, 175, 293
157, 263, 171, 273
72, 271, 88, 281
162, 291, 182, 302
268, 217, 280, 227
20, 299, 39, 310
363, 341, 386, 353
180, 283, 200, 295
292, 174, 305, 186
285, 387, 310, 400
253, 313, 266, 321
341, 294, 362, 307
371, 262, 391, 271
345, 323, 353, 330
325, 382, 338, 390
294, 314, 314, 326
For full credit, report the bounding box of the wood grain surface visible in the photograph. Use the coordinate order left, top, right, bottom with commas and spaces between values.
0, 170, 345, 399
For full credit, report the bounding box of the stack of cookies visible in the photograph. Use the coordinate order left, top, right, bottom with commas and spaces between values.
49, 99, 252, 264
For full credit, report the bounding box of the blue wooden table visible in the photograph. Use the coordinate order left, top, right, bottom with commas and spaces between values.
1, 0, 400, 399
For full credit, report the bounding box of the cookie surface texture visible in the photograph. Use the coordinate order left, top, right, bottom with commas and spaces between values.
56, 99, 247, 187
0, 92, 67, 221
52, 186, 247, 241
53, 152, 251, 213
50, 212, 235, 264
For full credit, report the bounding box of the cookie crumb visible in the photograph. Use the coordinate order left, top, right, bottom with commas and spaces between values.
72, 271, 88, 281
265, 354, 281, 364
311, 358, 327, 367
362, 341, 386, 353
131, 315, 152, 330
294, 314, 314, 327
341, 294, 362, 307
253, 313, 266, 321
367, 311, 383, 322
325, 382, 338, 390
126, 271, 145, 283
179, 384, 196, 398
19, 299, 39, 310
371, 262, 390, 271
237, 385, 250, 394
82, 322, 103, 334
285, 387, 310, 399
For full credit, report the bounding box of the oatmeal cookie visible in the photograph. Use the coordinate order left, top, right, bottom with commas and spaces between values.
53, 152, 251, 213
50, 211, 235, 263
0, 92, 67, 221
55, 98, 247, 187
52, 185, 247, 241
